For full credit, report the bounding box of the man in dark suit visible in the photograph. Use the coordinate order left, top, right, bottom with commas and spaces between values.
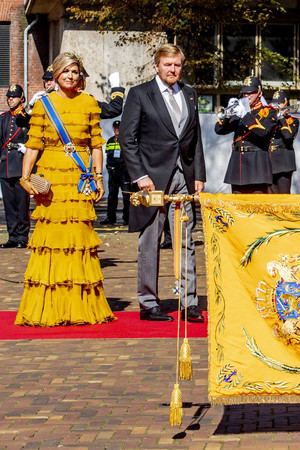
120, 43, 206, 322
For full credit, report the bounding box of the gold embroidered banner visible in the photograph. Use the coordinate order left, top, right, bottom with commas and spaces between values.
200, 193, 300, 405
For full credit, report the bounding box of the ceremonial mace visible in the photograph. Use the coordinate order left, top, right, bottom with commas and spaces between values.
130, 190, 202, 426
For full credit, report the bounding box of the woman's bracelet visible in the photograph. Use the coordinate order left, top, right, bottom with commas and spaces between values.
20, 175, 30, 181
96, 172, 103, 178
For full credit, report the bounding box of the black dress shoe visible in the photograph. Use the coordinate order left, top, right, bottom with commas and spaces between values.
140, 306, 174, 321
100, 218, 116, 225
181, 305, 205, 323
0, 241, 17, 248
160, 241, 172, 249
16, 242, 27, 248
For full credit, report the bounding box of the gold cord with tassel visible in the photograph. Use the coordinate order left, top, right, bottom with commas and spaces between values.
179, 206, 193, 380
170, 202, 183, 426
169, 383, 183, 426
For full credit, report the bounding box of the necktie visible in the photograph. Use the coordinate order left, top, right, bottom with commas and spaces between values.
167, 87, 181, 125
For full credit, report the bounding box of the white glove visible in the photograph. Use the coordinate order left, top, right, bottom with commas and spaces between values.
226, 98, 248, 119
108, 72, 120, 88
29, 91, 45, 107
17, 143, 27, 154
227, 97, 239, 108
277, 110, 284, 120
215, 106, 225, 120
225, 98, 241, 118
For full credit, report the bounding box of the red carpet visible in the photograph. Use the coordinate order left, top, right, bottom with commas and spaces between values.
0, 311, 207, 340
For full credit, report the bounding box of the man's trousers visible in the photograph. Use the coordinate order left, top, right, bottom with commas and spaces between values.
0, 177, 30, 243
137, 168, 198, 310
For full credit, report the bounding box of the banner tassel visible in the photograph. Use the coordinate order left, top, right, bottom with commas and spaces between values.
170, 202, 183, 426
179, 338, 193, 380
179, 208, 193, 381
169, 383, 183, 426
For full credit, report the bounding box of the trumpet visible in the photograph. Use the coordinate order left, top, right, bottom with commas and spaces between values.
215, 100, 239, 118
215, 97, 250, 119
270, 102, 300, 117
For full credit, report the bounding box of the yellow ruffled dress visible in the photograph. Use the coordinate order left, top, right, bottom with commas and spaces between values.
15, 91, 116, 326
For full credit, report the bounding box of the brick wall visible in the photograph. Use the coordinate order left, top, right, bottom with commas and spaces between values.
0, 0, 44, 111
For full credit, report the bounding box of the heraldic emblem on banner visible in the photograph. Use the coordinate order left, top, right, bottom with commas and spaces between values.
200, 193, 300, 405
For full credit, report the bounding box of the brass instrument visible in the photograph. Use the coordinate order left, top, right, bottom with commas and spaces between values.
130, 190, 201, 207
270, 102, 300, 117
215, 97, 250, 118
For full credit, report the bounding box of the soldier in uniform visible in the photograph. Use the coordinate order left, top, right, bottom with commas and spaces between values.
269, 90, 299, 193
27, 66, 56, 113
215, 76, 277, 193
0, 85, 30, 248
101, 120, 130, 225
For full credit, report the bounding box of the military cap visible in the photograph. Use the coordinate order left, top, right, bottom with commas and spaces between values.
42, 65, 53, 80
113, 120, 121, 127
272, 90, 288, 106
82, 67, 89, 78
240, 76, 262, 94
6, 84, 25, 100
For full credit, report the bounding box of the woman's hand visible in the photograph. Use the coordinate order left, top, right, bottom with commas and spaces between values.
94, 177, 105, 203
20, 176, 39, 195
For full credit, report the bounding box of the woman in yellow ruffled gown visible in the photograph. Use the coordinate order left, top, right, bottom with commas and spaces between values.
15, 52, 116, 326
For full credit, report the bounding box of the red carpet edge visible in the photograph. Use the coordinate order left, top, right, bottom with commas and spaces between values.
0, 311, 208, 340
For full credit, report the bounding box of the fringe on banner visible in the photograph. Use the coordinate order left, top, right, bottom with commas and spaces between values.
210, 394, 300, 405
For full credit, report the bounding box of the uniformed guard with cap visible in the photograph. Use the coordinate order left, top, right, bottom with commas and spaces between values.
27, 65, 56, 114
0, 84, 30, 248
269, 90, 299, 193
101, 120, 130, 225
42, 65, 56, 92
215, 76, 277, 193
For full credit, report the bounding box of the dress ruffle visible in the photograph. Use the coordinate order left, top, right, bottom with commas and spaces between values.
15, 283, 115, 327
24, 247, 103, 286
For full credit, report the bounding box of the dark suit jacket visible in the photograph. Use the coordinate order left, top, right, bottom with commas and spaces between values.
119, 78, 206, 232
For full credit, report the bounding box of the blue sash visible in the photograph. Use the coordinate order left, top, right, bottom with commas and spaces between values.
39, 95, 97, 196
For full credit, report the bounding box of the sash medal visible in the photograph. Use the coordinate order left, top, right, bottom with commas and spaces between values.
39, 95, 97, 196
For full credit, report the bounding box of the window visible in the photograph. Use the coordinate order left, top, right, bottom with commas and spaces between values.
222, 24, 256, 82
261, 25, 294, 82
0, 22, 10, 87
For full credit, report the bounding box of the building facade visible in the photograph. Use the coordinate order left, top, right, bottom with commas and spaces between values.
0, 0, 45, 111
2, 1, 300, 111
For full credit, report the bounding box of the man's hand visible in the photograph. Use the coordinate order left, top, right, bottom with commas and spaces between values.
194, 180, 204, 193
137, 176, 155, 191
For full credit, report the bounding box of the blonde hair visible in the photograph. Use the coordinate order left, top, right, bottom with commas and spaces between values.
154, 44, 185, 66
52, 52, 83, 81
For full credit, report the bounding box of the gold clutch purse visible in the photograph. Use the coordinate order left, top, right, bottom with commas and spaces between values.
30, 174, 51, 195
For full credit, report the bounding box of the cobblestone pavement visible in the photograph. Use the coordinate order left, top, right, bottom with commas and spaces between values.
0, 200, 299, 449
